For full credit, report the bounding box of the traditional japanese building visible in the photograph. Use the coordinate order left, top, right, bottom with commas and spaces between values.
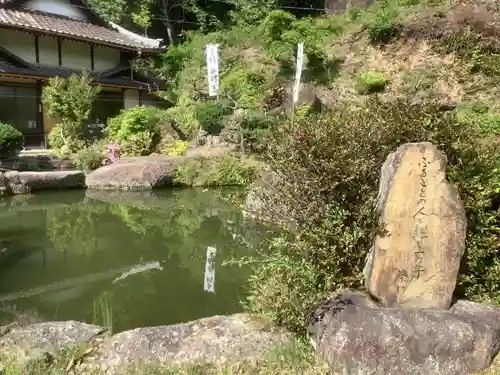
0, 0, 166, 147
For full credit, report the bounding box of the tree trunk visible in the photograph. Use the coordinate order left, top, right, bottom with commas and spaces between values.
161, 0, 176, 45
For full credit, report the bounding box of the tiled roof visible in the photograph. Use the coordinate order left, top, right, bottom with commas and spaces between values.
0, 8, 164, 50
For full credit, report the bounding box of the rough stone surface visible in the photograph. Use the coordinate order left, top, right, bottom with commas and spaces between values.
96, 314, 291, 374
85, 146, 233, 191
363, 142, 467, 309
307, 293, 500, 375
0, 315, 290, 374
0, 321, 105, 362
85, 156, 182, 190
0, 170, 85, 195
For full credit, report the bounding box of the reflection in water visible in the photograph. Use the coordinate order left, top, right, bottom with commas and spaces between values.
0, 266, 132, 303
0, 189, 272, 332
204, 246, 216, 293
113, 261, 163, 284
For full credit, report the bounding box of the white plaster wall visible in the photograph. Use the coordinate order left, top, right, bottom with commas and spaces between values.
61, 40, 91, 70
0, 29, 36, 63
0, 28, 121, 72
38, 36, 59, 66
124, 89, 139, 110
24, 0, 88, 20
94, 46, 121, 72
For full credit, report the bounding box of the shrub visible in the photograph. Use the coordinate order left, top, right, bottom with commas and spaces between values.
239, 111, 277, 152
174, 154, 257, 187
106, 106, 167, 156
47, 123, 87, 155
456, 106, 500, 136
42, 72, 100, 153
261, 10, 296, 44
244, 98, 500, 332
366, 4, 400, 44
195, 101, 233, 135
47, 124, 65, 150
72, 143, 106, 173
440, 31, 500, 77
0, 123, 23, 158
165, 140, 189, 156
355, 71, 388, 94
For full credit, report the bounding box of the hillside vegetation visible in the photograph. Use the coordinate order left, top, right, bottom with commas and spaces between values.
151, 0, 500, 140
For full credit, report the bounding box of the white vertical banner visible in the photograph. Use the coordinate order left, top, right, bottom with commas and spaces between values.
203, 246, 216, 293
205, 44, 220, 97
292, 43, 304, 104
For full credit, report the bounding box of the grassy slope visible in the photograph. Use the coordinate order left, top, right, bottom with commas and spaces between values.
327, 1, 500, 108
164, 0, 500, 138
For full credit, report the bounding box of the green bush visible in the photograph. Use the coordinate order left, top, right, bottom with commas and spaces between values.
0, 123, 23, 157
239, 111, 277, 152
42, 72, 100, 153
47, 124, 65, 150
195, 101, 233, 135
355, 71, 388, 94
261, 10, 296, 44
245, 98, 500, 332
72, 143, 106, 173
165, 140, 189, 156
440, 32, 500, 77
456, 106, 500, 136
47, 123, 86, 155
174, 154, 257, 187
106, 106, 166, 156
366, 4, 400, 44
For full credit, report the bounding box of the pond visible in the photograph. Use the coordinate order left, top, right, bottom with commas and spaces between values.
0, 188, 270, 333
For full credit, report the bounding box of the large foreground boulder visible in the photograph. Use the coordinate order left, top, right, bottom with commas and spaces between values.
0, 170, 85, 195
96, 314, 291, 374
307, 292, 500, 375
0, 314, 291, 374
85, 156, 182, 190
0, 321, 105, 364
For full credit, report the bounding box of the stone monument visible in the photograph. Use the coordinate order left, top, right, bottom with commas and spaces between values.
307, 142, 500, 375
363, 142, 467, 309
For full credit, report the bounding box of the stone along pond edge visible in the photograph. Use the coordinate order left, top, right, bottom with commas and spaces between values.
0, 152, 256, 195
0, 314, 294, 375
0, 157, 199, 195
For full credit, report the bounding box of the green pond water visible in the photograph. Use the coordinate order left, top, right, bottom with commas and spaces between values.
0, 188, 270, 333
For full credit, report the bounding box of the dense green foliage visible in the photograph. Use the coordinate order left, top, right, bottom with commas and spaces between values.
195, 100, 233, 135
88, 0, 324, 45
106, 106, 168, 156
174, 154, 258, 187
244, 99, 500, 331
355, 71, 388, 94
72, 142, 107, 173
43, 73, 101, 154
0, 123, 23, 158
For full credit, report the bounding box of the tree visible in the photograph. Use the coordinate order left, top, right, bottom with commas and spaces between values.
42, 72, 101, 152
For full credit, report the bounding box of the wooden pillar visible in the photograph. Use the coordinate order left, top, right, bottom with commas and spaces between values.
35, 80, 45, 147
